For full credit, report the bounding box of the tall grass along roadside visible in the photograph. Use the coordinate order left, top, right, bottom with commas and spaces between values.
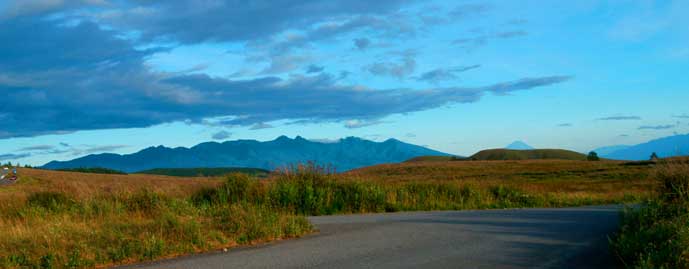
610, 158, 689, 269
0, 161, 652, 268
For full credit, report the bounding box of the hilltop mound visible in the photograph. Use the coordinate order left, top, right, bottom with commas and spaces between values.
469, 149, 587, 161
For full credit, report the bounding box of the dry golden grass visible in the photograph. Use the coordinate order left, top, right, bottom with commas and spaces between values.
346, 159, 655, 201
0, 168, 222, 201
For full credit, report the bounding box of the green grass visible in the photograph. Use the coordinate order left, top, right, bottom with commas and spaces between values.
610, 158, 689, 268
136, 167, 270, 177
56, 167, 127, 175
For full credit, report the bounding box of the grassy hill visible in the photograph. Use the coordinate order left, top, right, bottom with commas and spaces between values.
469, 149, 588, 161
136, 167, 270, 177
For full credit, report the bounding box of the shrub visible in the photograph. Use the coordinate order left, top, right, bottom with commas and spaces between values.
611, 159, 689, 268
26, 192, 75, 212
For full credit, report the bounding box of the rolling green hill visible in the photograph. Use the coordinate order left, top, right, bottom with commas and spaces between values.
469, 149, 588, 161
136, 167, 270, 177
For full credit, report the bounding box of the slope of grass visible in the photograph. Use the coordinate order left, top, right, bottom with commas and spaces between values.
136, 167, 270, 178
0, 160, 656, 268
610, 158, 689, 268
469, 149, 588, 161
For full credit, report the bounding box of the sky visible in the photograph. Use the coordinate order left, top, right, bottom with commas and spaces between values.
1, 0, 688, 166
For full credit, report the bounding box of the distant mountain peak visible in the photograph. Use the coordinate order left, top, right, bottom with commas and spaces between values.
505, 141, 534, 150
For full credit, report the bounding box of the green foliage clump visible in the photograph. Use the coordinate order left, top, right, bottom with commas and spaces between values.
587, 151, 600, 161
610, 160, 689, 268
57, 167, 127, 175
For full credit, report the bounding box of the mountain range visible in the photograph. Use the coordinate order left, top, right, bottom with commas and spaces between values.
594, 133, 689, 160
42, 136, 450, 172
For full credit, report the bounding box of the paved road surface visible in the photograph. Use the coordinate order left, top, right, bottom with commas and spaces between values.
128, 205, 623, 269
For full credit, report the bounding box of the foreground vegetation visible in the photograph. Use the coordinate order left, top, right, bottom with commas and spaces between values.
0, 160, 656, 268
610, 158, 689, 268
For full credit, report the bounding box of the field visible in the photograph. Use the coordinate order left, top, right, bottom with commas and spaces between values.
0, 160, 657, 268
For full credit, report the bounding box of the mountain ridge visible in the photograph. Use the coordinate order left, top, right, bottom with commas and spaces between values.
42, 136, 450, 172
598, 133, 689, 160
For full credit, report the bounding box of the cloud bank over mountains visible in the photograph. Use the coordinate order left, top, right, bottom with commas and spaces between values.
0, 0, 568, 139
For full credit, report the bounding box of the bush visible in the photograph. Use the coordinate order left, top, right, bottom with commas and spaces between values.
26, 192, 75, 212
611, 160, 689, 268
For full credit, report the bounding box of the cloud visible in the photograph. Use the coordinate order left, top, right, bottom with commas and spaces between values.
0, 11, 572, 139
557, 123, 573, 127
453, 31, 529, 50
83, 145, 128, 154
405, 133, 416, 138
59, 142, 70, 147
249, 123, 274, 130
305, 65, 325, 74
366, 52, 416, 78
344, 119, 386, 129
416, 65, 480, 83
0, 153, 31, 161
597, 116, 642, 121
673, 114, 689, 119
212, 130, 231, 140
97, 1, 412, 44
638, 125, 675, 130
19, 145, 55, 151
354, 38, 371, 50
619, 134, 629, 137
449, 4, 491, 20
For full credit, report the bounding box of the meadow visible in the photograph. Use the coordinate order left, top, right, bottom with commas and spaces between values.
0, 159, 657, 268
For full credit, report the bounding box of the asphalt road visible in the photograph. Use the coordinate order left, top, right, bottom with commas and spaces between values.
128, 205, 623, 269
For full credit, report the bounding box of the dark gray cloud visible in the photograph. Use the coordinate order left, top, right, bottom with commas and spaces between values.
597, 116, 642, 121
416, 65, 481, 83
249, 123, 274, 130
19, 145, 55, 151
212, 130, 231, 140
83, 145, 128, 154
0, 6, 572, 139
405, 133, 417, 138
673, 114, 689, 119
557, 123, 573, 127
305, 65, 325, 74
0, 153, 30, 161
638, 125, 675, 130
96, 1, 412, 44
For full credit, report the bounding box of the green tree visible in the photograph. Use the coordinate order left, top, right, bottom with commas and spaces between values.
587, 151, 600, 161
650, 152, 659, 160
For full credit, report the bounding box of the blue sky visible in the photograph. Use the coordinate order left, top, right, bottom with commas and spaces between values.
1, 0, 688, 166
